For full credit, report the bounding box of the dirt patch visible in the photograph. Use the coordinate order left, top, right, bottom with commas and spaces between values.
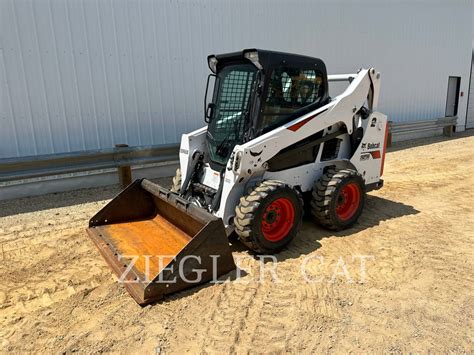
1, 134, 473, 353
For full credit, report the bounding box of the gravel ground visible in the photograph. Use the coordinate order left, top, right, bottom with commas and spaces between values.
0, 132, 473, 353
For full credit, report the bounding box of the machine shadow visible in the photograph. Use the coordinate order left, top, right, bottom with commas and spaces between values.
250, 194, 419, 262
145, 195, 418, 304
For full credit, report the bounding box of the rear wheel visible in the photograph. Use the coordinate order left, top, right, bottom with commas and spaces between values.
234, 180, 303, 254
170, 168, 182, 193
311, 169, 365, 230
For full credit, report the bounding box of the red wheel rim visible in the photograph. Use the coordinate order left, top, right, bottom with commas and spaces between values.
336, 183, 361, 221
261, 198, 295, 242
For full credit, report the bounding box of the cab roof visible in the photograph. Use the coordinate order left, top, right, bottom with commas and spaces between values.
208, 48, 327, 76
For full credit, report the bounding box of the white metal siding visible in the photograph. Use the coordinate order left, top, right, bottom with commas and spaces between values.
1, 0, 472, 159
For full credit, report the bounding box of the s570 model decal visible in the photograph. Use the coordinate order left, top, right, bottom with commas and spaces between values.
361, 151, 381, 160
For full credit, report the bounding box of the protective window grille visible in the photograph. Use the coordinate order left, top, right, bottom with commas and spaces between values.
282, 72, 292, 102
280, 69, 319, 103
214, 69, 255, 141
298, 70, 318, 104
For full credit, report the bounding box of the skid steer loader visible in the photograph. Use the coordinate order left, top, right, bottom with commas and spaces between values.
87, 49, 388, 305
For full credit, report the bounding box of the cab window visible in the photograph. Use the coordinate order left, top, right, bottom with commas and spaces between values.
261, 65, 324, 130
207, 63, 257, 165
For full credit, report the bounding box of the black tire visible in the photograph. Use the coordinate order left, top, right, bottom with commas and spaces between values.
234, 180, 303, 254
311, 168, 366, 231
170, 168, 182, 193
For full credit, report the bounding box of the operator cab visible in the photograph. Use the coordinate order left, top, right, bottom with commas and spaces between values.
205, 49, 328, 169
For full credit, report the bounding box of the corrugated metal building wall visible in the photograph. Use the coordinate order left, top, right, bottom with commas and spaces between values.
1, 0, 472, 159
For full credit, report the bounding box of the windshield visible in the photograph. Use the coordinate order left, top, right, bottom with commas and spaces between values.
261, 65, 324, 131
207, 63, 257, 166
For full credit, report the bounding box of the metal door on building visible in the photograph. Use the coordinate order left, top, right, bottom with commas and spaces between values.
466, 56, 474, 129
445, 76, 460, 117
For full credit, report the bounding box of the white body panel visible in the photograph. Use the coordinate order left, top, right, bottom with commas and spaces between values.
178, 68, 388, 227
350, 113, 388, 184
179, 126, 207, 182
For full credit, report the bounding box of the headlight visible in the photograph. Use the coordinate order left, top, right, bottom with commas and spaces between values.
208, 56, 218, 73
244, 51, 258, 61
244, 50, 262, 70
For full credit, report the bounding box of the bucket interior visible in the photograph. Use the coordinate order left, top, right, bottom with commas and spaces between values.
89, 189, 208, 280
96, 215, 193, 278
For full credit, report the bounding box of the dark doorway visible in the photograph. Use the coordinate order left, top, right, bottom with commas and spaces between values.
445, 76, 461, 117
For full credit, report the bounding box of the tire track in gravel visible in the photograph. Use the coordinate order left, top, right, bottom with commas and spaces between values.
243, 278, 301, 353
200, 279, 261, 353
232, 257, 303, 353
0, 212, 89, 263
233, 259, 344, 353
0, 212, 109, 319
0, 228, 83, 263
0, 237, 108, 318
1, 214, 87, 240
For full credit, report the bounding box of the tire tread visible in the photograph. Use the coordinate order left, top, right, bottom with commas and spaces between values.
311, 169, 365, 230
234, 180, 303, 253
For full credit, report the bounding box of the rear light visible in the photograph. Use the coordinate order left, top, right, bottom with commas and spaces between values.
380, 122, 389, 176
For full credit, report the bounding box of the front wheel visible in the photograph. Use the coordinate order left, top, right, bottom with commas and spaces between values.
234, 180, 303, 254
311, 169, 366, 230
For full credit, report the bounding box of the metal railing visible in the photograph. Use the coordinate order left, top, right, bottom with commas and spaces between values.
389, 116, 457, 135
0, 143, 179, 183
0, 116, 459, 183
387, 116, 457, 146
